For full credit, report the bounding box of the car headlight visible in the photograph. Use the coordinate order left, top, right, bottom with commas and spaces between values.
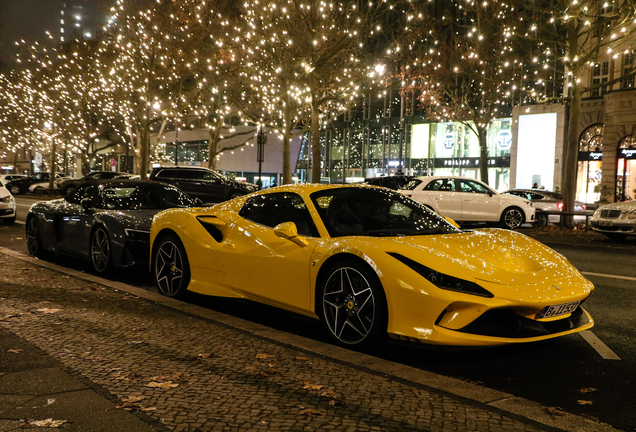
526, 201, 534, 207
0, 196, 13, 204
388, 253, 494, 298
628, 210, 636, 220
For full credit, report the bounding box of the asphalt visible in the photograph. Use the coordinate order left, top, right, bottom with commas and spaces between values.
0, 227, 626, 432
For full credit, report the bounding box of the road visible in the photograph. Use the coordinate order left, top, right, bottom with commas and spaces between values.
2, 195, 635, 430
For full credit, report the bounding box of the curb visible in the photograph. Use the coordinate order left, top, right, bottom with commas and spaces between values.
0, 246, 619, 432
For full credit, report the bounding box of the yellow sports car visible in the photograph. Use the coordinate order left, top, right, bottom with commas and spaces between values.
149, 184, 594, 347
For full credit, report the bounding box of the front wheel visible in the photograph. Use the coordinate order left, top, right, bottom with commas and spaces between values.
500, 207, 525, 229
8, 184, 20, 195
90, 227, 112, 273
153, 234, 190, 298
319, 259, 387, 347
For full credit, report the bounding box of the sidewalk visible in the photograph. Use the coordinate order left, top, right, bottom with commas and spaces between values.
0, 247, 618, 432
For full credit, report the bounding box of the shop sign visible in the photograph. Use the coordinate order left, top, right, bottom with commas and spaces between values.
497, 130, 512, 150
578, 151, 603, 161
620, 148, 636, 159
434, 157, 510, 168
442, 133, 454, 150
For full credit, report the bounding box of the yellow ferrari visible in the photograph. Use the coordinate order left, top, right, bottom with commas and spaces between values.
149, 184, 594, 347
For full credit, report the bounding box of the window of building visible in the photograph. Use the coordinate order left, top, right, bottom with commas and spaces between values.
622, 53, 634, 89
591, 61, 609, 97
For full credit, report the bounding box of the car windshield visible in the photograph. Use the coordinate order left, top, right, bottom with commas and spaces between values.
310, 187, 461, 237
401, 178, 424, 191
102, 185, 197, 210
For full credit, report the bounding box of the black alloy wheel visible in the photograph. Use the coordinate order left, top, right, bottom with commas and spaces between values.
320, 259, 387, 346
501, 207, 524, 229
153, 234, 190, 298
90, 227, 112, 273
26, 216, 47, 257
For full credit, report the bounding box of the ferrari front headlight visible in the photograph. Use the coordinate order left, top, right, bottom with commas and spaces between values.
388, 253, 494, 298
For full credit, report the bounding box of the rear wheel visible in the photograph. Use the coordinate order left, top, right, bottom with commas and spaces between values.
90, 227, 112, 273
153, 234, 190, 298
319, 259, 387, 347
501, 207, 524, 229
8, 184, 20, 195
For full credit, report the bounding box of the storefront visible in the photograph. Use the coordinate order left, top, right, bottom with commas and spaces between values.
576, 124, 604, 203
617, 137, 636, 202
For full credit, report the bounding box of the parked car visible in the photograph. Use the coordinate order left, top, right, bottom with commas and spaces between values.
59, 171, 135, 196
25, 180, 201, 273
399, 176, 535, 229
0, 180, 17, 225
149, 166, 258, 203
589, 200, 636, 240
29, 175, 72, 194
5, 172, 68, 195
364, 175, 417, 190
149, 183, 593, 348
0, 174, 27, 185
505, 189, 587, 226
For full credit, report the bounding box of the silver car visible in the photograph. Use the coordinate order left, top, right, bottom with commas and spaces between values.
590, 201, 636, 240
505, 189, 587, 226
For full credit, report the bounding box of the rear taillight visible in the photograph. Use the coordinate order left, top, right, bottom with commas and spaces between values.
557, 202, 564, 210
581, 204, 586, 210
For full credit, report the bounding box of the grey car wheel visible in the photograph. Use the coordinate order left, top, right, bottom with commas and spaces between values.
320, 260, 387, 346
9, 184, 20, 195
154, 235, 190, 298
90, 227, 112, 273
501, 207, 524, 229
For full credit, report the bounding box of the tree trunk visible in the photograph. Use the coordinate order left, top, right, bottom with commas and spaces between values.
561, 82, 582, 228
282, 101, 292, 185
310, 100, 321, 184
139, 126, 150, 180
207, 129, 219, 169
478, 128, 489, 185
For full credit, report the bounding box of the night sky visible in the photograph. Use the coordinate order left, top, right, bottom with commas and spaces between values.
0, 0, 114, 70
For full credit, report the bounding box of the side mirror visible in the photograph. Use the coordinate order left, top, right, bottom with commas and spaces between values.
444, 217, 461, 229
274, 222, 309, 247
80, 198, 93, 211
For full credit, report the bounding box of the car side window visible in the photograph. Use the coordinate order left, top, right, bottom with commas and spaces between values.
460, 180, 490, 194
424, 179, 456, 192
68, 184, 99, 205
240, 192, 319, 237
529, 193, 544, 200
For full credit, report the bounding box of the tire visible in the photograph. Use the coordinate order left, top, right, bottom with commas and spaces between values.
90, 226, 112, 273
535, 213, 548, 227
3, 215, 16, 225
34, 187, 45, 195
500, 207, 525, 229
153, 234, 190, 298
603, 233, 627, 241
8, 184, 20, 195
62, 184, 76, 196
26, 216, 48, 258
319, 258, 388, 347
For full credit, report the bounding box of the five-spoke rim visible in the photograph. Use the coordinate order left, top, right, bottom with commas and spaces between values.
91, 228, 110, 272
26, 218, 40, 255
155, 240, 184, 297
322, 266, 375, 345
504, 209, 523, 229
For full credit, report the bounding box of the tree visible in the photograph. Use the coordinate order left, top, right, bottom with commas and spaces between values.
396, 1, 524, 184
520, 0, 636, 224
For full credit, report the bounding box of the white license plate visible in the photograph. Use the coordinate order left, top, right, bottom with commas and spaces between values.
539, 301, 581, 319
599, 220, 613, 227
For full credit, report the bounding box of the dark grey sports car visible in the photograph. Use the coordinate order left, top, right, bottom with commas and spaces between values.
26, 180, 200, 273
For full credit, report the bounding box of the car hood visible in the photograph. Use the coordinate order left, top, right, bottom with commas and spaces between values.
377, 228, 580, 287
596, 200, 636, 212
0, 187, 10, 199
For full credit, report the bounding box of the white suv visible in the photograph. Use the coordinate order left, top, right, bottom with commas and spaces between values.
399, 176, 535, 229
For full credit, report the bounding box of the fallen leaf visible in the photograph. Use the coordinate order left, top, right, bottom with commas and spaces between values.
579, 388, 597, 393
320, 391, 338, 399
299, 408, 322, 416
198, 353, 213, 359
329, 399, 344, 407
546, 407, 566, 416
578, 400, 593, 405
7, 349, 22, 354
122, 396, 145, 403
302, 383, 324, 391
295, 356, 309, 361
26, 418, 67, 427
147, 381, 179, 389
255, 353, 273, 360
327, 366, 338, 371
36, 308, 60, 314
149, 372, 184, 382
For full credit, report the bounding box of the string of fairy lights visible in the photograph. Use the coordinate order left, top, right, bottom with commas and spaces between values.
0, 0, 634, 177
